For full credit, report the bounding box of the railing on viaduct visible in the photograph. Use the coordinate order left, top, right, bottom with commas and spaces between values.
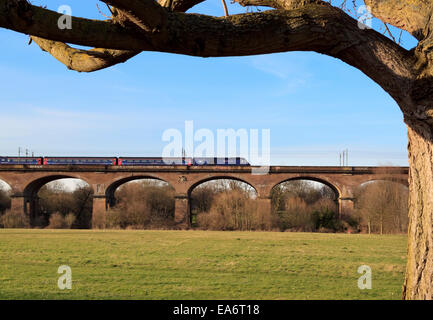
0, 165, 409, 228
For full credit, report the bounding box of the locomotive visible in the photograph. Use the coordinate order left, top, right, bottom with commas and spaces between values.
0, 156, 250, 166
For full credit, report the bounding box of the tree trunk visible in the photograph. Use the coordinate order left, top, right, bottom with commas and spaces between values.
403, 123, 433, 299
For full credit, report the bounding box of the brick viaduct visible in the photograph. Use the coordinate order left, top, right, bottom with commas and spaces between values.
0, 165, 409, 228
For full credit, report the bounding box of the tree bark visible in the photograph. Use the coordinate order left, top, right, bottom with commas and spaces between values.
403, 122, 433, 299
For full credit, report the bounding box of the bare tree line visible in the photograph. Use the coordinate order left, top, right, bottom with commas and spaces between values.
192, 179, 343, 232
354, 180, 408, 234
37, 182, 94, 229
0, 182, 93, 229
270, 180, 343, 232
0, 178, 408, 233
192, 181, 273, 231
106, 180, 175, 229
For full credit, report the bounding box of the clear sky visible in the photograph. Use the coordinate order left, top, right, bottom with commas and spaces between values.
0, 1, 417, 166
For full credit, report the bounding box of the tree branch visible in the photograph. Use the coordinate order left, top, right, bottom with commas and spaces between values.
0, 0, 146, 50
101, 0, 168, 33
24, 0, 205, 72
0, 0, 416, 101
158, 0, 206, 12
234, 0, 324, 10
31, 37, 138, 72
364, 0, 433, 40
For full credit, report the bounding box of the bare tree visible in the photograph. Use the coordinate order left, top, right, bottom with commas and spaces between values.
196, 189, 273, 231
37, 184, 93, 228
2, 0, 433, 298
190, 185, 215, 215
271, 180, 339, 231
355, 180, 408, 234
113, 180, 175, 228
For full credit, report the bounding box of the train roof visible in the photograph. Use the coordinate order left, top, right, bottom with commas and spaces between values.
118, 156, 184, 159
43, 156, 116, 158
0, 156, 42, 158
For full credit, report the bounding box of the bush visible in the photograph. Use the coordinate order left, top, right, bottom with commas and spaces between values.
105, 208, 127, 229
312, 208, 344, 232
65, 213, 76, 228
107, 181, 176, 229
271, 183, 340, 232
275, 197, 315, 232
47, 212, 72, 229
197, 190, 275, 231
105, 205, 175, 230
38, 185, 93, 228
0, 210, 29, 228
341, 214, 360, 233
354, 179, 408, 234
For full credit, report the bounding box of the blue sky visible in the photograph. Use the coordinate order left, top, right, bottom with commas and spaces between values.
0, 1, 417, 166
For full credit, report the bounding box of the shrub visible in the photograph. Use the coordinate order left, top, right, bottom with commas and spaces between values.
197, 190, 275, 231
107, 181, 176, 229
105, 208, 127, 229
312, 208, 344, 232
92, 208, 106, 229
354, 179, 408, 234
64, 213, 76, 228
0, 210, 29, 228
341, 214, 360, 232
275, 197, 315, 232
47, 212, 68, 229
38, 185, 93, 228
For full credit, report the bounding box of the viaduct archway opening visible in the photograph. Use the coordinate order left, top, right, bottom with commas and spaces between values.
354, 179, 409, 234
0, 179, 11, 215
189, 177, 259, 229
24, 176, 93, 228
105, 177, 175, 229
270, 178, 340, 232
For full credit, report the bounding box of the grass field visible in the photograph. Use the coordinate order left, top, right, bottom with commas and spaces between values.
0, 229, 407, 300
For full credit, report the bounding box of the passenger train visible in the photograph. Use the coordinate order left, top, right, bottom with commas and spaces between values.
0, 156, 250, 166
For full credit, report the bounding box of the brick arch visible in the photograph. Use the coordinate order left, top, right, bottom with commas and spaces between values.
0, 176, 12, 191
0, 177, 12, 213
105, 175, 175, 208
187, 175, 258, 198
23, 174, 94, 197
270, 176, 341, 200
269, 175, 343, 215
357, 177, 409, 189
186, 175, 260, 227
23, 174, 94, 227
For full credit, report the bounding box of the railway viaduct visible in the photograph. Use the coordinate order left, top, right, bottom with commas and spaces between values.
0, 165, 408, 228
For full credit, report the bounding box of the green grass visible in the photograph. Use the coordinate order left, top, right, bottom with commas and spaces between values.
0, 229, 407, 300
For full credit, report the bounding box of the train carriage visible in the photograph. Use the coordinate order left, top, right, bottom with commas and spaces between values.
0, 157, 42, 165
193, 157, 250, 166
0, 156, 250, 166
43, 157, 116, 165
118, 157, 192, 166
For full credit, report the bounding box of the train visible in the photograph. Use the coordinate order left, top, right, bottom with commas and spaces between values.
0, 156, 250, 166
